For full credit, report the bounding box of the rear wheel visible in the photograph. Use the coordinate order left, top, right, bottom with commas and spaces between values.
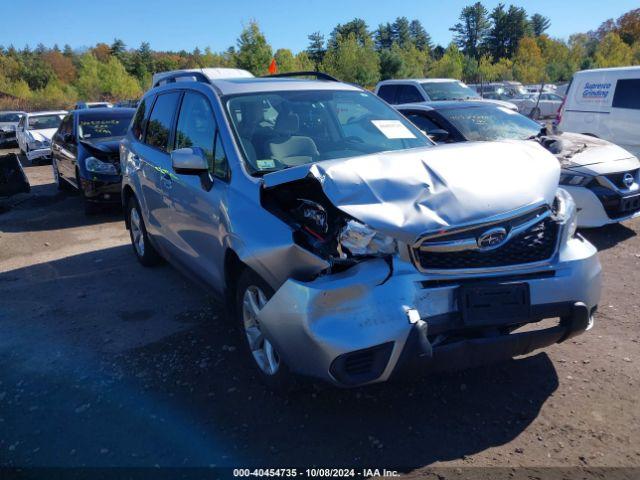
127, 197, 162, 267
52, 159, 72, 191
236, 269, 293, 390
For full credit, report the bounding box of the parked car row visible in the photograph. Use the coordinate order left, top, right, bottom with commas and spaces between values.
3, 65, 637, 390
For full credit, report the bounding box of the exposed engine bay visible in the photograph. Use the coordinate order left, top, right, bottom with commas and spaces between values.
261, 177, 396, 273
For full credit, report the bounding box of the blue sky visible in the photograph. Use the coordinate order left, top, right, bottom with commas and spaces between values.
2, 0, 638, 53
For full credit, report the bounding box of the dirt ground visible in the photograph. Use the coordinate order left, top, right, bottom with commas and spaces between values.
1, 151, 639, 476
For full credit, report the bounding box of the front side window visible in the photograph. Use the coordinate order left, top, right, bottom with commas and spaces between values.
612, 79, 640, 110
57, 115, 73, 137
421, 81, 480, 101
377, 85, 398, 104
225, 89, 431, 175
28, 115, 63, 130
145, 92, 181, 152
438, 105, 541, 141
175, 92, 216, 164
78, 114, 134, 140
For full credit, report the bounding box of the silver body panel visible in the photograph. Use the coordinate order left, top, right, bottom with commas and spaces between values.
122, 75, 602, 386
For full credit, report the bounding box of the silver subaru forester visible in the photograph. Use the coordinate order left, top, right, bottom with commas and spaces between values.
121, 68, 601, 389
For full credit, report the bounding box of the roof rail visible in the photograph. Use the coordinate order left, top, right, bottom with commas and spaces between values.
153, 71, 211, 88
263, 71, 340, 82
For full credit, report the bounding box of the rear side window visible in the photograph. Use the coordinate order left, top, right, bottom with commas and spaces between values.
612, 79, 640, 110
145, 92, 181, 152
58, 114, 73, 138
131, 97, 150, 141
397, 85, 423, 104
377, 85, 398, 104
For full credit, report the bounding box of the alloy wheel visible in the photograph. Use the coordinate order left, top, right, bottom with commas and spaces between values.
129, 207, 145, 257
242, 285, 280, 375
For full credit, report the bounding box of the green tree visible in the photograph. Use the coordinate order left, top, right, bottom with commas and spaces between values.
306, 32, 326, 69
322, 33, 380, 86
329, 19, 370, 48
428, 42, 464, 78
594, 32, 633, 67
392, 17, 412, 47
274, 48, 297, 72
409, 19, 432, 53
487, 4, 531, 60
294, 51, 314, 70
375, 23, 394, 51
450, 2, 491, 59
110, 39, 126, 60
616, 9, 640, 45
530, 14, 551, 37
236, 21, 272, 75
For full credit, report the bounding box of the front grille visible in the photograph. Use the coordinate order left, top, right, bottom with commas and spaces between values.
604, 169, 638, 190
414, 215, 558, 271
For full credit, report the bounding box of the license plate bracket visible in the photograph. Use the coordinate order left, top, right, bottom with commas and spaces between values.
458, 283, 531, 326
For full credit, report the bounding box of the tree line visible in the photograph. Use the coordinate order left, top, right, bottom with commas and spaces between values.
1, 4, 639, 110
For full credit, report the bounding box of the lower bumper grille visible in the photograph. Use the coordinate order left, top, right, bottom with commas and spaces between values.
414, 215, 559, 271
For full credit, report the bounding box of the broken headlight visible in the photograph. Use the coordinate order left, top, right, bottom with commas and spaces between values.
339, 220, 397, 256
553, 187, 578, 242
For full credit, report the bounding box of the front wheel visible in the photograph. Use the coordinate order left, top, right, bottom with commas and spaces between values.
52, 159, 72, 191
236, 269, 293, 390
127, 197, 162, 267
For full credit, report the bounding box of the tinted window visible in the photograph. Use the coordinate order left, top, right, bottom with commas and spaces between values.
377, 85, 398, 104
212, 132, 229, 180
612, 79, 640, 110
145, 92, 180, 151
0, 113, 22, 122
132, 98, 151, 140
175, 92, 216, 164
58, 114, 73, 138
79, 113, 134, 140
397, 85, 424, 104
405, 112, 440, 133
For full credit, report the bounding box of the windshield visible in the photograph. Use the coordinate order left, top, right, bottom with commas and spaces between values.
28, 115, 63, 130
421, 81, 481, 101
225, 89, 431, 174
78, 114, 133, 139
0, 113, 23, 122
439, 105, 541, 141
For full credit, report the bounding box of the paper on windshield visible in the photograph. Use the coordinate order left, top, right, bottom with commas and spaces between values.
371, 120, 416, 139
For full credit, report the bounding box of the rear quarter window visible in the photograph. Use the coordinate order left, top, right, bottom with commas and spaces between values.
377, 85, 398, 104
132, 97, 151, 141
612, 79, 640, 110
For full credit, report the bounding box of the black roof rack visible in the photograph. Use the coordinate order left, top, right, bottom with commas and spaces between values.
153, 71, 211, 88
262, 71, 340, 82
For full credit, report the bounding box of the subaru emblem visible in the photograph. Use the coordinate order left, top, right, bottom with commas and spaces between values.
477, 227, 508, 250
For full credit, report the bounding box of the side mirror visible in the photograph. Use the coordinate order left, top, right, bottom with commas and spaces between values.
428, 129, 450, 143
63, 133, 75, 143
171, 147, 208, 174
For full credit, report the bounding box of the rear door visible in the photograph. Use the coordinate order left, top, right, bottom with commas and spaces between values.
53, 114, 76, 179
610, 78, 640, 157
161, 90, 230, 288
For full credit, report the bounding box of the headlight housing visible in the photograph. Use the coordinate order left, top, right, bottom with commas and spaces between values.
339, 220, 397, 256
85, 156, 118, 175
559, 172, 592, 187
553, 187, 578, 242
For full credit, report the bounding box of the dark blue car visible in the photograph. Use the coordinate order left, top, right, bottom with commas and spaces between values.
51, 107, 135, 214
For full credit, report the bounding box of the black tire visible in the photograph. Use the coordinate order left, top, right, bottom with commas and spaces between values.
52, 159, 72, 192
126, 197, 162, 267
235, 268, 293, 391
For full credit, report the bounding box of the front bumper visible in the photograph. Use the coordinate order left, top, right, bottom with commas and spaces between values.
26, 147, 52, 162
257, 235, 601, 387
566, 185, 640, 228
79, 175, 122, 204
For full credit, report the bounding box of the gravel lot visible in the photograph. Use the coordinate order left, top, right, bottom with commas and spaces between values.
1, 151, 639, 475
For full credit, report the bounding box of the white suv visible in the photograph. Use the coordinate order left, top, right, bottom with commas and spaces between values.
375, 78, 518, 111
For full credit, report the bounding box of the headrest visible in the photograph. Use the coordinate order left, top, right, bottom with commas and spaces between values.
274, 113, 299, 135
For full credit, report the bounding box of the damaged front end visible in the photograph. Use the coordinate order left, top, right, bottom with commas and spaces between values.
247, 142, 601, 387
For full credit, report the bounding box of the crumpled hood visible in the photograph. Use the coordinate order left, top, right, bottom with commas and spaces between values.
79, 137, 122, 154
539, 132, 637, 173
264, 141, 559, 243
28, 129, 57, 142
